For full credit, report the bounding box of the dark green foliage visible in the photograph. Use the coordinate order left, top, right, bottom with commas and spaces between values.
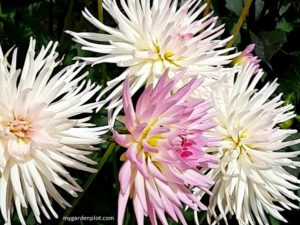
0, 0, 300, 225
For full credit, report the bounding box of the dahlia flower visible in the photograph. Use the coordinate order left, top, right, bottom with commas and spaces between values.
194, 63, 300, 225
67, 0, 238, 124
113, 69, 219, 225
0, 39, 107, 225
232, 44, 261, 68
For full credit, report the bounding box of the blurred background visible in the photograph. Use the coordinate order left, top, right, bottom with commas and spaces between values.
0, 0, 300, 224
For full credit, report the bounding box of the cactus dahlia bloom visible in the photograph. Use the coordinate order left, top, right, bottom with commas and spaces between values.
232, 44, 261, 69
113, 69, 219, 225
194, 63, 300, 225
0, 39, 107, 225
67, 0, 238, 124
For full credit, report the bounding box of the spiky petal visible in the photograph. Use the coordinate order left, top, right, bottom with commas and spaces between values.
232, 44, 261, 69
67, 0, 239, 125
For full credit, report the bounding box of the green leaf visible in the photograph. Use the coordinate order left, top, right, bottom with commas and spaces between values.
183, 208, 194, 221
269, 215, 281, 225
225, 0, 244, 17
279, 119, 293, 129
276, 18, 294, 33
280, 134, 300, 178
289, 51, 300, 56
197, 212, 207, 225
285, 133, 300, 152
260, 30, 287, 61
277, 56, 300, 101
279, 3, 291, 16
255, 0, 265, 21
250, 30, 287, 66
285, 93, 296, 105
26, 212, 36, 225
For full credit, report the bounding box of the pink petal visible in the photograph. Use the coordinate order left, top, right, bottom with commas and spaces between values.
118, 185, 131, 225
133, 193, 145, 225
113, 132, 134, 148
134, 172, 148, 213
119, 160, 133, 194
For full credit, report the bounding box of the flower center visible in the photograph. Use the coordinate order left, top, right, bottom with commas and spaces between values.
224, 128, 251, 157
153, 44, 179, 67
152, 33, 193, 68
9, 117, 32, 140
175, 136, 193, 158
168, 134, 204, 169
141, 121, 162, 147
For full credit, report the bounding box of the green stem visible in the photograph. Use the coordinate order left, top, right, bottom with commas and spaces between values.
59, 0, 74, 53
98, 0, 104, 23
124, 208, 131, 225
226, 0, 253, 48
59, 142, 116, 225
204, 0, 212, 16
97, 0, 108, 85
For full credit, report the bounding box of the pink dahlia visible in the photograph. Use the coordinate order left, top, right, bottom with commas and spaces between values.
232, 44, 261, 69
113, 69, 219, 225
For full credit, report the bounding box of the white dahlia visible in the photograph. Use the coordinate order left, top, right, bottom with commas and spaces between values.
194, 63, 300, 225
0, 39, 107, 225
67, 0, 238, 124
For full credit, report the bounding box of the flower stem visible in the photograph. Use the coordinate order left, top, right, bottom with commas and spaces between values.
59, 0, 74, 53
98, 0, 104, 23
204, 0, 212, 16
226, 0, 253, 48
58, 142, 116, 225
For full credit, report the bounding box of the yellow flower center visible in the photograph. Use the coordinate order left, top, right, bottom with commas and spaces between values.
9, 117, 32, 141
139, 120, 163, 156
147, 135, 161, 147
224, 129, 250, 156
120, 120, 162, 161
153, 43, 181, 68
